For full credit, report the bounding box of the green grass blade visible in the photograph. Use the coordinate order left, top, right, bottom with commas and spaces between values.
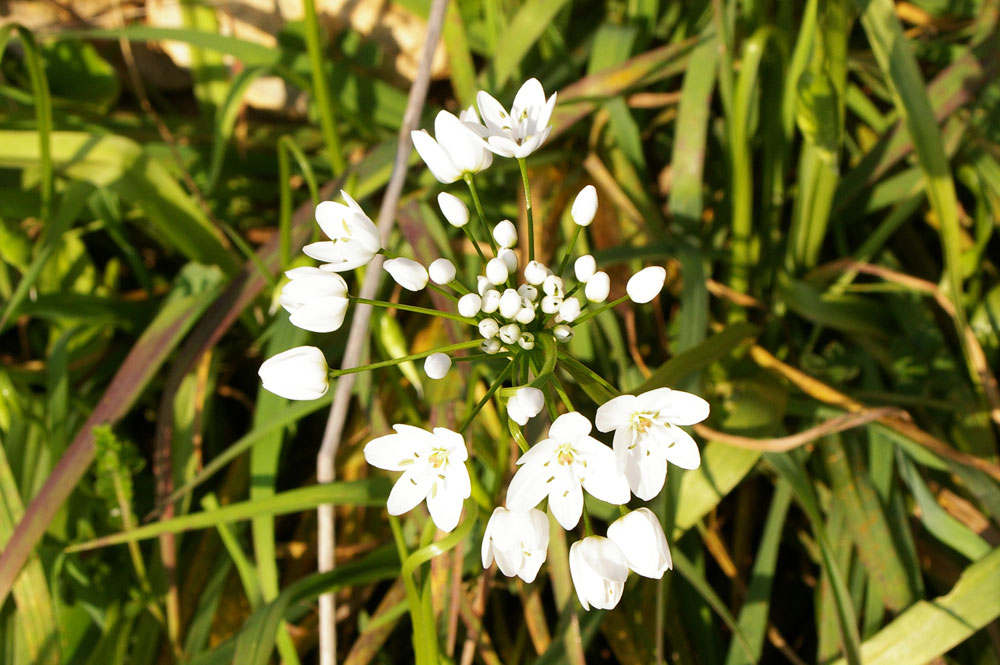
491, 0, 573, 89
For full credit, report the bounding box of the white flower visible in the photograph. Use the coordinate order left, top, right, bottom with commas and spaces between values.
498, 247, 518, 274
569, 536, 629, 611
478, 318, 499, 339
481, 289, 501, 313
476, 78, 557, 159
424, 353, 451, 380
571, 185, 598, 226
595, 388, 709, 500
411, 110, 493, 183
584, 271, 610, 303
498, 323, 520, 345
574, 255, 596, 283
457, 293, 482, 318
438, 192, 470, 227
258, 346, 329, 400
515, 305, 535, 325
278, 267, 349, 333
518, 284, 539, 301
523, 260, 549, 285
553, 324, 574, 342
499, 288, 521, 320
607, 508, 672, 578
481, 338, 501, 354
429, 258, 456, 285
481, 508, 549, 582
486, 258, 509, 285
518, 332, 535, 350
493, 220, 517, 248
303, 191, 381, 272
506, 412, 630, 529
540, 295, 562, 314
542, 274, 564, 297
363, 425, 471, 532
558, 297, 582, 323
626, 266, 666, 304
507, 386, 544, 426
383, 257, 429, 292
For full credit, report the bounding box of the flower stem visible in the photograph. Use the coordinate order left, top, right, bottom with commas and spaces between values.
582, 504, 594, 536
516, 158, 535, 262
556, 225, 583, 277
426, 282, 458, 303
349, 296, 477, 325
302, 0, 346, 175
570, 295, 629, 326
460, 358, 517, 433
548, 374, 574, 411
459, 224, 489, 265
464, 174, 498, 255
329, 339, 481, 378
556, 351, 621, 397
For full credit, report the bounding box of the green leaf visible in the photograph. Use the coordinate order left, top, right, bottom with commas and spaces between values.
40, 39, 119, 112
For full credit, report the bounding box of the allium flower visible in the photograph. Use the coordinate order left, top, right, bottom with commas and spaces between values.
569, 536, 629, 611
279, 267, 349, 333
411, 110, 494, 183
476, 78, 557, 159
486, 257, 509, 285
438, 192, 470, 227
595, 388, 709, 500
424, 353, 451, 380
303, 191, 380, 272
364, 425, 471, 532
607, 508, 672, 578
574, 255, 596, 283
383, 257, 429, 292
507, 386, 544, 426
506, 412, 630, 529
493, 220, 517, 248
457, 293, 482, 318
428, 258, 456, 285
584, 271, 610, 303
258, 346, 329, 400
571, 185, 598, 226
481, 507, 549, 582
626, 266, 666, 304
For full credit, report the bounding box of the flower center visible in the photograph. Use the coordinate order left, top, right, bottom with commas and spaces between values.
555, 443, 575, 466
428, 448, 449, 469
631, 410, 660, 434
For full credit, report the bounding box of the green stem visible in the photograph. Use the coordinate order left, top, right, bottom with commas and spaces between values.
556, 225, 583, 277
517, 158, 535, 262
557, 351, 621, 397
582, 504, 594, 536
427, 282, 458, 303
464, 174, 497, 254
548, 374, 574, 411
302, 0, 346, 174
460, 358, 517, 433
349, 296, 477, 326
277, 144, 292, 269
330, 340, 482, 377
389, 516, 429, 665
571, 295, 629, 326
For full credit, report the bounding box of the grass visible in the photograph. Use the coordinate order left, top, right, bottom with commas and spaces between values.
1, 1, 999, 664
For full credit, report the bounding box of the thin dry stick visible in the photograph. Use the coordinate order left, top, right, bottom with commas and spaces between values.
315, 2, 450, 663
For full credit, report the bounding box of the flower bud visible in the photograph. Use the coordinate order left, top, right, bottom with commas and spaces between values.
493, 220, 517, 248
607, 508, 672, 578
428, 258, 456, 285
523, 260, 548, 285
626, 266, 666, 304
486, 257, 509, 285
553, 324, 574, 343
478, 318, 499, 339
383, 257, 428, 291
481, 289, 501, 313
499, 323, 521, 345
574, 255, 596, 283
570, 185, 598, 227
584, 271, 610, 303
515, 304, 536, 325
279, 267, 350, 333
517, 284, 539, 301
438, 191, 469, 227
558, 297, 582, 322
507, 386, 544, 425
499, 289, 521, 320
481, 338, 501, 354
259, 346, 330, 400
540, 295, 562, 314
423, 353, 451, 380
518, 332, 536, 350
498, 247, 518, 274
477, 276, 491, 295
457, 293, 482, 318
542, 274, 564, 297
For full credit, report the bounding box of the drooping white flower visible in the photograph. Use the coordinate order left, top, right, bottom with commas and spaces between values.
481, 289, 501, 313
553, 324, 574, 343
518, 284, 539, 301
498, 323, 521, 345
506, 412, 630, 529
574, 255, 596, 283
411, 110, 493, 183
279, 267, 350, 333
476, 78, 557, 159
424, 353, 451, 380
481, 507, 549, 582
569, 536, 629, 611
493, 220, 517, 248
595, 388, 709, 501
584, 271, 610, 303
518, 332, 535, 350
626, 266, 666, 304
540, 295, 562, 314
363, 425, 471, 532
607, 508, 672, 578
542, 274, 564, 297
438, 192, 470, 227
303, 191, 380, 272
481, 338, 501, 354
558, 297, 582, 323
499, 289, 521, 320
383, 257, 429, 292
507, 386, 544, 426
571, 185, 598, 226
486, 257, 509, 285
478, 318, 499, 339
258, 346, 329, 400
523, 260, 549, 285
515, 304, 535, 325
457, 293, 482, 318
498, 247, 518, 274
429, 258, 456, 285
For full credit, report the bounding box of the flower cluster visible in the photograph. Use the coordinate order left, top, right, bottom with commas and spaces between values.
257, 79, 710, 611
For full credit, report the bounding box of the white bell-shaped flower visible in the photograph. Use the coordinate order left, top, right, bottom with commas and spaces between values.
493, 220, 517, 248
438, 192, 470, 227
569, 536, 629, 611
457, 293, 482, 318
498, 323, 521, 345
584, 271, 610, 303
279, 267, 350, 333
481, 338, 501, 354
507, 386, 544, 425
626, 266, 666, 304
553, 324, 574, 342
481, 507, 549, 582
542, 274, 564, 297
423, 353, 451, 380
558, 297, 582, 323
258, 346, 329, 400
571, 185, 598, 226
478, 318, 499, 339
515, 305, 536, 325
607, 508, 672, 578
429, 258, 456, 285
498, 248, 518, 274
540, 295, 562, 314
595, 388, 709, 500
523, 260, 549, 285
486, 257, 509, 285
363, 425, 471, 532
517, 284, 539, 301
383, 257, 429, 292
574, 255, 596, 283
476, 78, 557, 159
481, 289, 501, 313
411, 110, 493, 183
303, 191, 381, 272
518, 332, 535, 350
506, 412, 630, 529
499, 289, 522, 320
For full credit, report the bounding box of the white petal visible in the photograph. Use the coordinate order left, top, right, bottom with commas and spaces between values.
549, 411, 592, 443
314, 200, 352, 239
662, 425, 702, 470
595, 395, 636, 432
582, 537, 629, 583
505, 461, 551, 512
433, 427, 468, 461
481, 508, 501, 568
386, 471, 431, 516
287, 296, 349, 333
486, 135, 519, 158
512, 78, 546, 121
548, 471, 583, 530
608, 508, 671, 578
436, 111, 490, 175
612, 426, 633, 475
580, 455, 631, 506
411, 129, 462, 183
476, 90, 510, 132
569, 541, 592, 611
514, 438, 557, 467
661, 391, 711, 426
364, 433, 419, 471
426, 476, 466, 532
624, 447, 667, 501
517, 549, 546, 583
